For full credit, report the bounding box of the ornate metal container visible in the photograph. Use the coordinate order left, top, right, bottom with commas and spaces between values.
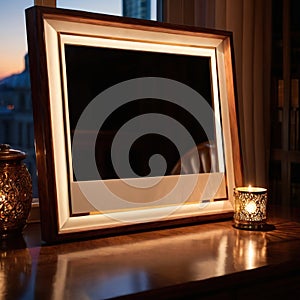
0, 144, 32, 238
233, 186, 268, 230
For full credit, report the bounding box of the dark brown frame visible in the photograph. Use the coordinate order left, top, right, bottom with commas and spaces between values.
26, 6, 242, 243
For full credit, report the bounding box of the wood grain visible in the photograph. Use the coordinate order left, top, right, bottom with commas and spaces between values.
1, 208, 300, 299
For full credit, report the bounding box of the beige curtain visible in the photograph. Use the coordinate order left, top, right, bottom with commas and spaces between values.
163, 0, 272, 186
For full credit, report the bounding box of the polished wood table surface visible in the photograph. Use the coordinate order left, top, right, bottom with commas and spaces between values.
1, 206, 300, 299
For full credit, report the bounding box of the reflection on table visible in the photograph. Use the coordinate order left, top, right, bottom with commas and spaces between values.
1, 208, 300, 299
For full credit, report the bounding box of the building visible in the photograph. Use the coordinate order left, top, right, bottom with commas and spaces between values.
123, 0, 151, 19
0, 54, 37, 197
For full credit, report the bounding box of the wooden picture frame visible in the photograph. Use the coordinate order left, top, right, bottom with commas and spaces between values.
26, 6, 242, 243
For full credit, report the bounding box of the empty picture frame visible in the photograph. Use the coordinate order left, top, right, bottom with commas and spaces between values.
26, 6, 242, 243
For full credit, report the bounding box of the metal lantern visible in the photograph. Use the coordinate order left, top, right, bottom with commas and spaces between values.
233, 186, 268, 230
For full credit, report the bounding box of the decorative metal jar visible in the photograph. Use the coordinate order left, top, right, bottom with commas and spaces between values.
0, 144, 32, 238
233, 186, 268, 230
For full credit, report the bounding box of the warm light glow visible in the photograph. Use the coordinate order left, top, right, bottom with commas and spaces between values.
0, 192, 5, 202
235, 186, 267, 193
246, 239, 256, 269
0, 270, 6, 298
234, 186, 268, 228
245, 201, 257, 214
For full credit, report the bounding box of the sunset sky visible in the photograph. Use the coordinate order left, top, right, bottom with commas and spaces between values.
0, 0, 123, 80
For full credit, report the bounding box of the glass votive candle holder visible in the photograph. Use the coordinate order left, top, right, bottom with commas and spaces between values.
233, 186, 267, 230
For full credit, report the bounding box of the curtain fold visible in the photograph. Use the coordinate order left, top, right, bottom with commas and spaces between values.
214, 0, 271, 186
163, 0, 271, 186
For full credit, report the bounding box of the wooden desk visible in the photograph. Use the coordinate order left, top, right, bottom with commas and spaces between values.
1, 207, 300, 299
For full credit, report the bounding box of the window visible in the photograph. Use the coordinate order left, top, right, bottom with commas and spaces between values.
0, 0, 157, 199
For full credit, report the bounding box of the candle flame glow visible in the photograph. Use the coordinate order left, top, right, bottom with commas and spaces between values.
245, 201, 257, 214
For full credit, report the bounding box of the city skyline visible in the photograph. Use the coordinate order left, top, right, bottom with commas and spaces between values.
0, 0, 124, 80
